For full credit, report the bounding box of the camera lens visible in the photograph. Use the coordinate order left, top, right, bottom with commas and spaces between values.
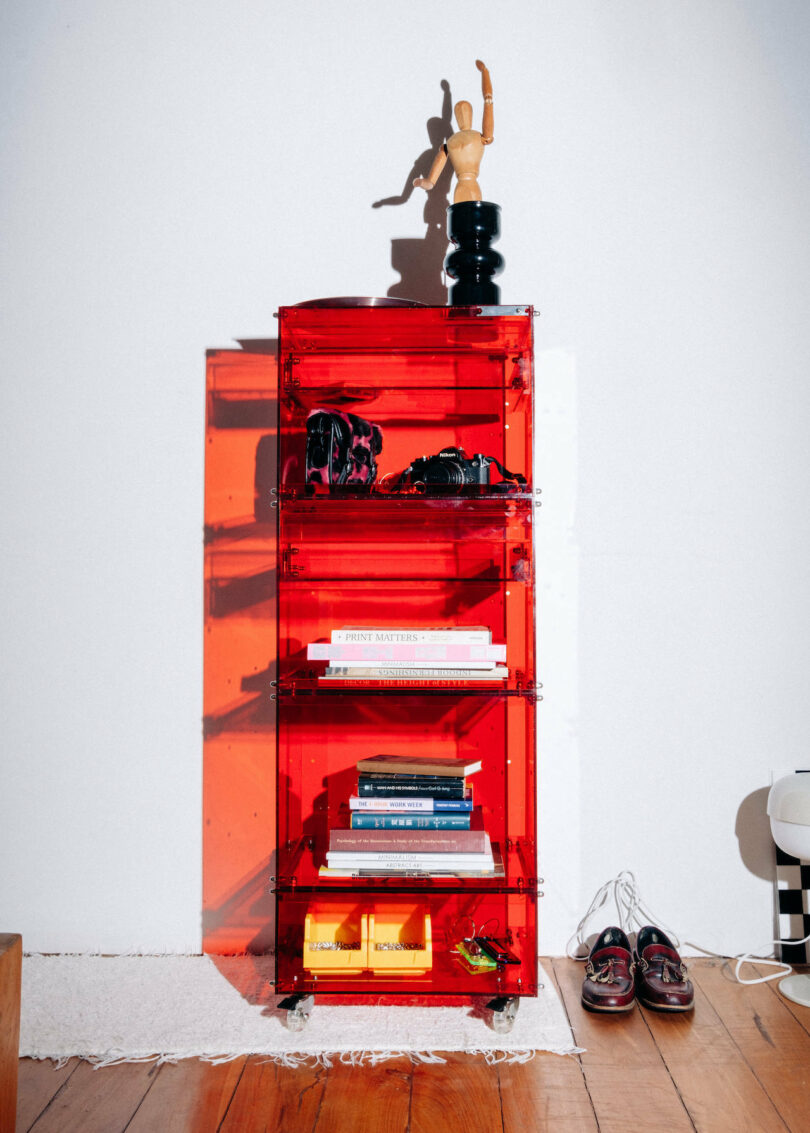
424, 458, 464, 486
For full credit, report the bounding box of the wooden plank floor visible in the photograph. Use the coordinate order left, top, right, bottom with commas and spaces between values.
16, 959, 810, 1133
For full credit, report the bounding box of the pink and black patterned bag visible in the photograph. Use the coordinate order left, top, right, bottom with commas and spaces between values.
306, 409, 383, 487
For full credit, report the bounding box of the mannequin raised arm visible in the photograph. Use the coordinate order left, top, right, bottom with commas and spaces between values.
476, 59, 493, 145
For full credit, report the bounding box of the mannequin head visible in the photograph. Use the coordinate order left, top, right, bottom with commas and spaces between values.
454, 100, 473, 130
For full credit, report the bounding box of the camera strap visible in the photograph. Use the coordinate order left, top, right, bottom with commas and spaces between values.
489, 457, 526, 487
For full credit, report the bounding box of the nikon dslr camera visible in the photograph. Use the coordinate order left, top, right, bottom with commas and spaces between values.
397, 446, 525, 494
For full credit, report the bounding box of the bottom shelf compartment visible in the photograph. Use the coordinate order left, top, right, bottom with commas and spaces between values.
276, 889, 537, 997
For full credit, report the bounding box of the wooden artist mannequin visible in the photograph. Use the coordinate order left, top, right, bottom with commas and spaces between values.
414, 60, 493, 204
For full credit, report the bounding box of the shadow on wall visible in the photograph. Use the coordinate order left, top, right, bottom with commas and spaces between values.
203, 853, 277, 956
372, 79, 454, 305
204, 342, 279, 957
735, 786, 775, 881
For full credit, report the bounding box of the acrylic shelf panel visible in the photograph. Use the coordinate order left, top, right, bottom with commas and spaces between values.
208, 500, 532, 596
275, 692, 536, 892
277, 304, 534, 356
277, 497, 533, 582
276, 836, 537, 895
275, 889, 538, 997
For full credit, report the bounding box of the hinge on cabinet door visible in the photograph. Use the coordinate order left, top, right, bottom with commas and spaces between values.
515, 674, 542, 704
282, 356, 300, 390
510, 356, 526, 390
281, 546, 302, 577
510, 545, 531, 584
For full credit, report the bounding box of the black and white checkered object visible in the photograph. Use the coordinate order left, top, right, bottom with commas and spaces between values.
774, 770, 810, 964
776, 847, 810, 964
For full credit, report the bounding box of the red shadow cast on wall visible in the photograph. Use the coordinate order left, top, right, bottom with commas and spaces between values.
204, 343, 278, 954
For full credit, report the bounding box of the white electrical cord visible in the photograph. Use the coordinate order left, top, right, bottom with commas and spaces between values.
568, 870, 810, 987
566, 870, 681, 959
732, 932, 810, 985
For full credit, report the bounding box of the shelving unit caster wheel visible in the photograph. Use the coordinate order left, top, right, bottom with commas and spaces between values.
487, 995, 520, 1034
279, 994, 314, 1032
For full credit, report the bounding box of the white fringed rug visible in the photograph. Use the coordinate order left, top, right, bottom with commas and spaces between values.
20, 955, 581, 1066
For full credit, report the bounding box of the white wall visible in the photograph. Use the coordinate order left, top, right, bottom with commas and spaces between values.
1, 0, 808, 955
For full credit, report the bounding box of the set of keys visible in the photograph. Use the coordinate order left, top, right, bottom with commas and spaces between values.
456, 936, 520, 973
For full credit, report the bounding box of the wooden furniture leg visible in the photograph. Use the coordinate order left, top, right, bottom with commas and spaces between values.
0, 934, 22, 1133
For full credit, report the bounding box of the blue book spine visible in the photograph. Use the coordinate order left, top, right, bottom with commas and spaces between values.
433, 797, 473, 811
350, 812, 472, 830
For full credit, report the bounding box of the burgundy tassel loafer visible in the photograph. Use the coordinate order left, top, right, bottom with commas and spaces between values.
581, 926, 636, 1013
634, 925, 694, 1012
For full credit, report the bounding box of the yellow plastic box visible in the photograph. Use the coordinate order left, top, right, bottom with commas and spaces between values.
303, 905, 368, 974
368, 906, 432, 975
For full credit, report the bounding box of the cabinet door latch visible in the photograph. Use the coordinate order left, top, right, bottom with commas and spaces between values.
281, 547, 302, 577
282, 357, 301, 390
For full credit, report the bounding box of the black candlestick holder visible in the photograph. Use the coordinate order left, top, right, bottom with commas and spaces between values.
444, 201, 504, 305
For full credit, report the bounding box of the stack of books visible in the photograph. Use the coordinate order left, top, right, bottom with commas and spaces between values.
321, 755, 496, 877
308, 626, 507, 682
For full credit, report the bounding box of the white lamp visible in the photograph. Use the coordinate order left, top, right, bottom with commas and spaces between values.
767, 773, 810, 1008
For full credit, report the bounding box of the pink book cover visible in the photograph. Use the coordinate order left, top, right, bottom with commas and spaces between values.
307, 642, 506, 663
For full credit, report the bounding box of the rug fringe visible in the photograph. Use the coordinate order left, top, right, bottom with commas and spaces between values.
208, 1048, 546, 1067
22, 1047, 583, 1069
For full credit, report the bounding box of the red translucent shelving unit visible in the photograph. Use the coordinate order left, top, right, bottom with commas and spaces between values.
272, 304, 538, 1022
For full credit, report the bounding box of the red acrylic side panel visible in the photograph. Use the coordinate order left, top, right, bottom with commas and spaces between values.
204, 349, 278, 953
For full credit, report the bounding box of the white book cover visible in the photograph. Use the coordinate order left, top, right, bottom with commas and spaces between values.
347, 793, 473, 812
325, 852, 495, 869
330, 626, 491, 644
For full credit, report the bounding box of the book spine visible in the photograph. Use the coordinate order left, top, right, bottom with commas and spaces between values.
357, 780, 465, 798
322, 660, 498, 670
348, 795, 473, 812
325, 853, 494, 869
321, 667, 507, 682
331, 628, 491, 644
359, 772, 465, 785
319, 870, 498, 879
356, 757, 480, 778
332, 830, 486, 853
308, 643, 505, 663
432, 796, 474, 811
349, 812, 471, 830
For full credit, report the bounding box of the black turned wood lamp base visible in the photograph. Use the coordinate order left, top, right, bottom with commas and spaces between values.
444, 201, 504, 305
